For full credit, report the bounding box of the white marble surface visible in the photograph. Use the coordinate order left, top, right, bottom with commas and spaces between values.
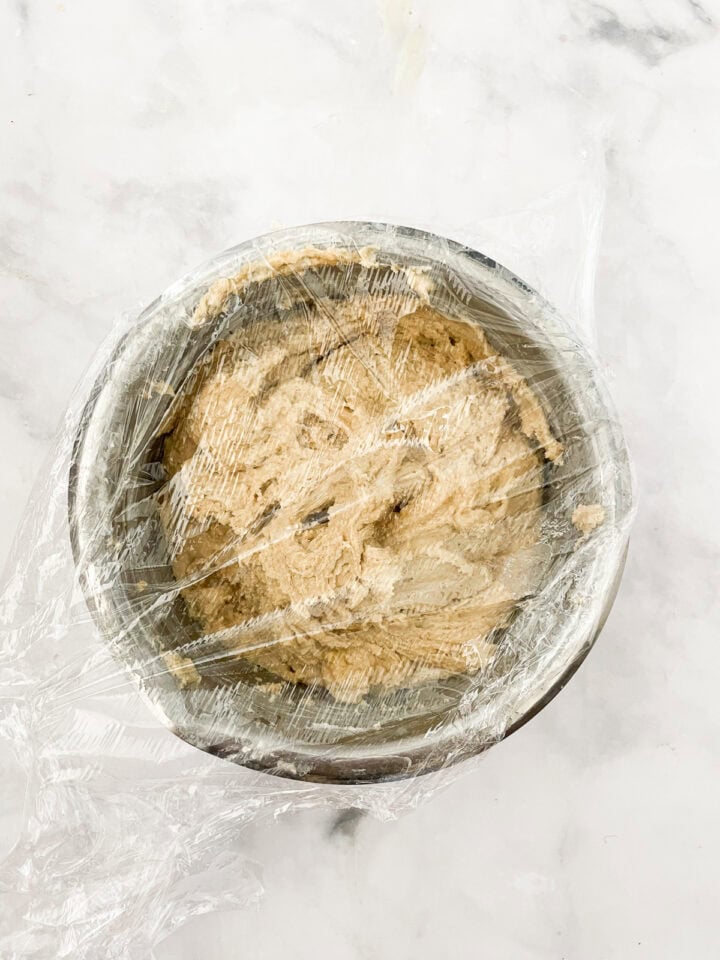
2, 0, 720, 957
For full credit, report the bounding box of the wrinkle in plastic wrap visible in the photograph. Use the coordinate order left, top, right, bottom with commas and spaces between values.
0, 220, 633, 958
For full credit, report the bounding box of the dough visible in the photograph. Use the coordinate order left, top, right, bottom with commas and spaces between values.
161, 650, 201, 688
572, 503, 605, 536
159, 250, 561, 702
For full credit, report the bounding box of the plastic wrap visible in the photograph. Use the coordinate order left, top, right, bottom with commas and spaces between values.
0, 220, 633, 958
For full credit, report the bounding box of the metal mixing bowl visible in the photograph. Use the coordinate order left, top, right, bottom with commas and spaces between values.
68, 222, 633, 784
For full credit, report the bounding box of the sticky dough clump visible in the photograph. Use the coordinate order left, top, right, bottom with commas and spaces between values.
159, 250, 560, 702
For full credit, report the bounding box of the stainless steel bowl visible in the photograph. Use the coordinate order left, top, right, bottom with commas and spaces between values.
68, 222, 633, 783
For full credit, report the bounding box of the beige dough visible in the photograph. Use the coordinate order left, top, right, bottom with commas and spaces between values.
572, 503, 606, 537
159, 250, 561, 702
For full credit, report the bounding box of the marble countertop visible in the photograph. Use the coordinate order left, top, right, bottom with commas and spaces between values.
2, 1, 719, 957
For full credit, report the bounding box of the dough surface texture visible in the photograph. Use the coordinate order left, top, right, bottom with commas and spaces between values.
159, 250, 559, 702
